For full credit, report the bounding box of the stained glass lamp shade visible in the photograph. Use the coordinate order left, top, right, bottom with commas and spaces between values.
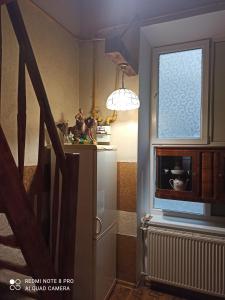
106, 64, 140, 111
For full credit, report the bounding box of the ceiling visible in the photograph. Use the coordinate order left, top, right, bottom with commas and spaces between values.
31, 0, 81, 36
31, 0, 225, 38
142, 9, 225, 47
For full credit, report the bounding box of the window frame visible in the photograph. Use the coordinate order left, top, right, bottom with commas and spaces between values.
151, 39, 210, 145
150, 39, 210, 219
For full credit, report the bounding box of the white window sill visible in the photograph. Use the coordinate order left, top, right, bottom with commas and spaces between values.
150, 215, 225, 236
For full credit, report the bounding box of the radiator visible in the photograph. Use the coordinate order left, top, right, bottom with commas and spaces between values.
146, 226, 225, 298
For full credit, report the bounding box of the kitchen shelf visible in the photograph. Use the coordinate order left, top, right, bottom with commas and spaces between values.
155, 147, 225, 203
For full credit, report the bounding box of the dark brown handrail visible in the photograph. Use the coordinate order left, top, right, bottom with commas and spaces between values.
0, 0, 13, 5
59, 153, 79, 299
0, 127, 61, 300
17, 48, 26, 179
7, 0, 66, 174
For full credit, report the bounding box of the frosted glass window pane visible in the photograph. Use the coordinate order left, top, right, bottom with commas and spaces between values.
158, 49, 202, 139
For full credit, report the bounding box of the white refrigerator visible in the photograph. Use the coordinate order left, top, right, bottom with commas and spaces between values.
63, 145, 117, 300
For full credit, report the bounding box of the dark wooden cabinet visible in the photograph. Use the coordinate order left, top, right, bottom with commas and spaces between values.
213, 151, 225, 202
155, 147, 225, 203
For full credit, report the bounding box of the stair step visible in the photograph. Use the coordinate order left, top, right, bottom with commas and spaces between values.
0, 214, 13, 236
0, 206, 4, 213
0, 243, 26, 262
0, 235, 19, 248
0, 260, 30, 276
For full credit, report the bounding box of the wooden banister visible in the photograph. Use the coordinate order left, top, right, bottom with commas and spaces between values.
0, 6, 2, 116
0, 0, 13, 5
0, 1, 80, 298
7, 0, 66, 173
51, 160, 60, 263
0, 127, 62, 300
17, 48, 26, 179
36, 111, 45, 226
59, 153, 79, 280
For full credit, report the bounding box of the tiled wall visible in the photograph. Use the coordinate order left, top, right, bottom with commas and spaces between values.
117, 163, 137, 212
117, 162, 137, 284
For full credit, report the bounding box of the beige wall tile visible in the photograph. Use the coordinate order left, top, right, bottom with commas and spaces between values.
117, 162, 137, 212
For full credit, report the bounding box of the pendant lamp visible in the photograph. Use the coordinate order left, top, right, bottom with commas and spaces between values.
106, 64, 140, 111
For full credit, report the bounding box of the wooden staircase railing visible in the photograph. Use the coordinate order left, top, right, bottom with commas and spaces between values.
0, 0, 13, 5
0, 1, 79, 299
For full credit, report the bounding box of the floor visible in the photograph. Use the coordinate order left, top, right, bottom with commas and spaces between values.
109, 284, 186, 300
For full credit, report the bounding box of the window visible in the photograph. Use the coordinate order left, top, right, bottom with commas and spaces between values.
151, 40, 209, 144
151, 40, 210, 216
158, 49, 202, 139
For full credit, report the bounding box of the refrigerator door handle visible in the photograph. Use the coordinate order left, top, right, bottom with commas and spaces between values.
96, 216, 103, 235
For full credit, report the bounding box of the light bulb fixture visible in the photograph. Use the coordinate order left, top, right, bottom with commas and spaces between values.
106, 64, 140, 111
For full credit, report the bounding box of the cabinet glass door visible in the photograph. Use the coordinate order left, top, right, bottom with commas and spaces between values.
155, 148, 200, 201
157, 156, 192, 191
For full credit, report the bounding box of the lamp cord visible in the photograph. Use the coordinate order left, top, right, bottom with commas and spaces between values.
120, 63, 127, 89
121, 70, 125, 89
